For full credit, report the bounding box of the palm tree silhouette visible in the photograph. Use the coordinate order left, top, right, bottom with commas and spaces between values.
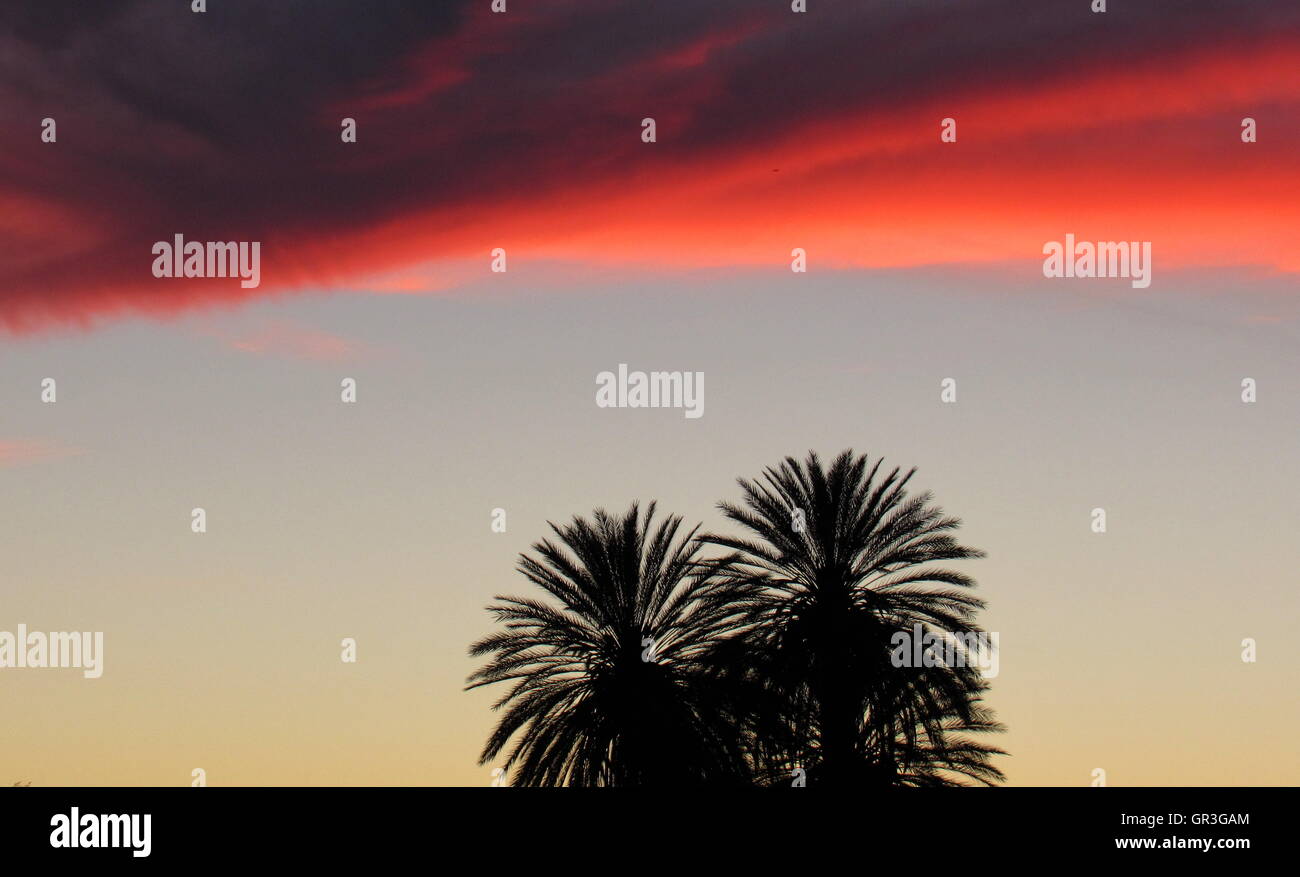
467, 502, 756, 786
700, 450, 1005, 786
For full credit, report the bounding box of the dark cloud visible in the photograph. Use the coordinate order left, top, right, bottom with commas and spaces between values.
1, 0, 1296, 331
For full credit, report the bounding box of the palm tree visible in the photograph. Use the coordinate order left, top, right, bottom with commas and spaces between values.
700, 450, 1006, 787
467, 502, 756, 786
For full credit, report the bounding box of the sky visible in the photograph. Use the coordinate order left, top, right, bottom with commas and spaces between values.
1, 0, 1297, 786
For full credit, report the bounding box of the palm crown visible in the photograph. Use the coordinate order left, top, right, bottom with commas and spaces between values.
467, 502, 755, 786
701, 450, 1004, 786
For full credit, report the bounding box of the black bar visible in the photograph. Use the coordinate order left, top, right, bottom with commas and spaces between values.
4, 787, 1283, 863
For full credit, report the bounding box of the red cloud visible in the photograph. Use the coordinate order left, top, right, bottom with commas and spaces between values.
1, 2, 1296, 334
194, 319, 368, 362
0, 440, 83, 467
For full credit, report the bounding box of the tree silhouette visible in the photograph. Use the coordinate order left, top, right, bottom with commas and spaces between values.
467, 502, 756, 786
700, 450, 1005, 786
467, 452, 1007, 786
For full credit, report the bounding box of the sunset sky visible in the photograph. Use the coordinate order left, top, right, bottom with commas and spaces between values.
2, 0, 1297, 786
